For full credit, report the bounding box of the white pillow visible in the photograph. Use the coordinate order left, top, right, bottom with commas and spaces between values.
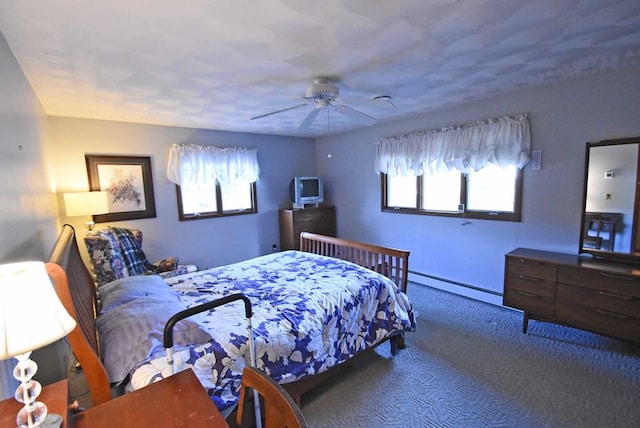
99, 275, 179, 313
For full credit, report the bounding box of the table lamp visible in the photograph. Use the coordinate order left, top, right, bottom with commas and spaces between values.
0, 261, 77, 428
63, 191, 109, 232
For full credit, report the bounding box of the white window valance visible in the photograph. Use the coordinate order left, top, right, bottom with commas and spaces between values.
167, 144, 260, 186
374, 114, 531, 176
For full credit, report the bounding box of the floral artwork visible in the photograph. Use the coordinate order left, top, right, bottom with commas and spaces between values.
105, 168, 143, 207
86, 155, 156, 222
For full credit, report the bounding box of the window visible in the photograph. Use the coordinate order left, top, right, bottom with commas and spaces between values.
375, 114, 530, 222
176, 181, 257, 220
167, 144, 260, 221
382, 164, 522, 221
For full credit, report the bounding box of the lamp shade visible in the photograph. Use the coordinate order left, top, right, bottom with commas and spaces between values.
63, 191, 109, 217
0, 262, 77, 360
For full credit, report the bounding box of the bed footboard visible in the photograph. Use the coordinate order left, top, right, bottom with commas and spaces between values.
299, 232, 409, 293
299, 231, 410, 361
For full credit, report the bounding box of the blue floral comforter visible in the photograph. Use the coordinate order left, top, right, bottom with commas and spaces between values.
128, 250, 416, 411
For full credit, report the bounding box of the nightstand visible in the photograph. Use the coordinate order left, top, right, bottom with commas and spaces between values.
0, 378, 69, 427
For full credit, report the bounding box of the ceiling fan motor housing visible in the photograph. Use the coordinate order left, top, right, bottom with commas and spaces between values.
251, 76, 376, 129
305, 78, 339, 101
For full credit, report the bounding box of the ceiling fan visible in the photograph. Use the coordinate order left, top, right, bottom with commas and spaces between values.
250, 77, 378, 131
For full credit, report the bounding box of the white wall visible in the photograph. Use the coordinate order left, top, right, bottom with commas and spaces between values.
48, 117, 316, 269
0, 30, 61, 399
316, 64, 640, 304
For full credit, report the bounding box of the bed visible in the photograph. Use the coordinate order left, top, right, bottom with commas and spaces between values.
48, 225, 415, 411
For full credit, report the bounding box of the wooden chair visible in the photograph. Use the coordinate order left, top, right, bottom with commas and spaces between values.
84, 227, 196, 287
235, 366, 308, 428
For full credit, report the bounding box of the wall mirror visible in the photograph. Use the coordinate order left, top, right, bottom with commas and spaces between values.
579, 136, 640, 261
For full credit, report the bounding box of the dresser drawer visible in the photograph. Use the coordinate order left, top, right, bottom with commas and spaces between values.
506, 273, 556, 297
506, 257, 557, 281
558, 266, 640, 298
504, 274, 555, 317
555, 299, 640, 343
292, 208, 336, 235
557, 283, 640, 318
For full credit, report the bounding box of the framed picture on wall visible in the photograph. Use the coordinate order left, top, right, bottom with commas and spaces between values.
86, 154, 156, 223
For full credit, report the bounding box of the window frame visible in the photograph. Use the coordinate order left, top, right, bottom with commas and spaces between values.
381, 167, 523, 222
176, 181, 258, 221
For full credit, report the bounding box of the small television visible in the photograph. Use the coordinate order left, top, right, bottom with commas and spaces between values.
290, 176, 324, 208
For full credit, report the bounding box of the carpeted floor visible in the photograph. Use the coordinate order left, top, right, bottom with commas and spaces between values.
300, 283, 640, 428
68, 283, 640, 427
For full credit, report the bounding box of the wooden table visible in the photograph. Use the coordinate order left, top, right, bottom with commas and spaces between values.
0, 378, 69, 427
73, 368, 228, 427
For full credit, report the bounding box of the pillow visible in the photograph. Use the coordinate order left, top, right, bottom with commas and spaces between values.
152, 257, 179, 273
99, 275, 179, 313
96, 296, 212, 384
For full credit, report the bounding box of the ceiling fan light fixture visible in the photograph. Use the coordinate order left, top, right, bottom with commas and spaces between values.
251, 77, 378, 132
305, 77, 339, 101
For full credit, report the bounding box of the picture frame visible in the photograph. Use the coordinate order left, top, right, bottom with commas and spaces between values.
86, 155, 156, 223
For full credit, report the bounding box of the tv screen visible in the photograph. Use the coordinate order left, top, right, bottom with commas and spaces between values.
290, 176, 323, 206
300, 178, 319, 197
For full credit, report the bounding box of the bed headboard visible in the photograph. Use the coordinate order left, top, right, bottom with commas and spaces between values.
47, 224, 111, 405
299, 232, 410, 293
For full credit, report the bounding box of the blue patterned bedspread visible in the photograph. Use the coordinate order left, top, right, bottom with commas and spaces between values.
128, 250, 416, 411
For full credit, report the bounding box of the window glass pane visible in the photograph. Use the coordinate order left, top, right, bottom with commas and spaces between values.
220, 182, 252, 211
387, 175, 417, 208
180, 182, 217, 214
421, 169, 460, 211
467, 164, 516, 211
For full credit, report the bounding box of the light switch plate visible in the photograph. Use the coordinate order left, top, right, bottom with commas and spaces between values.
532, 149, 542, 170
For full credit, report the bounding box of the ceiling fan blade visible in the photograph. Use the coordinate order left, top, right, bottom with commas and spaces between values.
297, 107, 321, 131
250, 103, 307, 121
334, 104, 377, 124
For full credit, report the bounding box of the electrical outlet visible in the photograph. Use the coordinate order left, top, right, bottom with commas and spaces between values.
272, 244, 277, 252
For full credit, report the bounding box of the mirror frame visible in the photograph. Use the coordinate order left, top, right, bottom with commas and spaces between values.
579, 136, 640, 262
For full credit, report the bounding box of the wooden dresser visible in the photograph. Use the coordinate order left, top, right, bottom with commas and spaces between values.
279, 205, 336, 250
504, 248, 640, 343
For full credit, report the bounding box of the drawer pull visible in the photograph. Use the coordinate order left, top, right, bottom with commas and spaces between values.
598, 271, 636, 281
598, 290, 633, 300
518, 274, 541, 282
519, 258, 541, 265
594, 308, 630, 320
516, 290, 539, 298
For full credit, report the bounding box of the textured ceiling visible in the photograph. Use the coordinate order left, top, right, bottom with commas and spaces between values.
1, 0, 639, 137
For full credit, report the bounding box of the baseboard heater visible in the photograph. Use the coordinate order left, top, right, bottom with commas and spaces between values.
408, 270, 503, 306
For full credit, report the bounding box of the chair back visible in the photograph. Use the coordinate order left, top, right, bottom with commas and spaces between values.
84, 228, 144, 286
85, 227, 187, 287
236, 366, 308, 428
